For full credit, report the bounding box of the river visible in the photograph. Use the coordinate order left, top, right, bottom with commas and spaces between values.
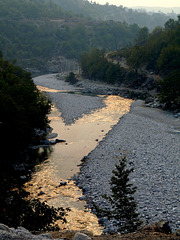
24, 74, 134, 234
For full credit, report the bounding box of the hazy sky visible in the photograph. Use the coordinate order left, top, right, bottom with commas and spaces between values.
91, 0, 180, 8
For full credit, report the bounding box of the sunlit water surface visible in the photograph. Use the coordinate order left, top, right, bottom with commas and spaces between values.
25, 87, 133, 235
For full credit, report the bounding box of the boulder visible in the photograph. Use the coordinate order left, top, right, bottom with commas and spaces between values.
38, 190, 45, 196
142, 220, 172, 234
176, 229, 180, 236
73, 232, 91, 240
57, 181, 67, 187
0, 223, 11, 232
79, 196, 86, 201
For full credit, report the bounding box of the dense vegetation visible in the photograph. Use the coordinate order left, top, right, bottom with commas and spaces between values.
0, 0, 141, 73
50, 0, 175, 30
0, 55, 71, 231
80, 49, 124, 84
122, 17, 180, 74
81, 17, 180, 110
121, 17, 180, 109
0, 54, 51, 167
80, 47, 147, 90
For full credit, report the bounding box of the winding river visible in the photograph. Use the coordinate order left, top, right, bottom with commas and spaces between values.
25, 76, 133, 235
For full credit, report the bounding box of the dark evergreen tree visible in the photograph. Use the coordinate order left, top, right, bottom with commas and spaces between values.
65, 71, 78, 84
104, 157, 141, 233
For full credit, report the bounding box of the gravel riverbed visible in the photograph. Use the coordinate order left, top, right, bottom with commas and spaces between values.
76, 100, 180, 233
34, 74, 180, 233
34, 74, 106, 125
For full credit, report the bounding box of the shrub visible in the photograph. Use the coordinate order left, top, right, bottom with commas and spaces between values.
103, 157, 141, 233
65, 72, 78, 84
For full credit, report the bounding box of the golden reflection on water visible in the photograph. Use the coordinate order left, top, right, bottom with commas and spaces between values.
25, 90, 133, 235
78, 95, 133, 123
37, 85, 77, 93
37, 85, 61, 92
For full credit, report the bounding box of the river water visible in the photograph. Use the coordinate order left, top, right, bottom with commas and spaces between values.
25, 85, 133, 234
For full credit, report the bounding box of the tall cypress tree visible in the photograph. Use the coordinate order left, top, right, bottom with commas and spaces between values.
104, 157, 141, 233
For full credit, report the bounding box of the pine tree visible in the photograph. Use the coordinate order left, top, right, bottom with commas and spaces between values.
104, 157, 141, 233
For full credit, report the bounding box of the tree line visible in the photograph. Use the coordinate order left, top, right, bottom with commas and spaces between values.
0, 0, 140, 73
51, 0, 175, 30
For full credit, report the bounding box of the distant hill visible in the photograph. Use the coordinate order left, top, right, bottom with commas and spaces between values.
0, 0, 140, 74
50, 0, 176, 30
132, 6, 180, 14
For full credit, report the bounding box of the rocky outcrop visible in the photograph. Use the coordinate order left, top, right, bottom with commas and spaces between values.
0, 224, 54, 240
142, 221, 172, 234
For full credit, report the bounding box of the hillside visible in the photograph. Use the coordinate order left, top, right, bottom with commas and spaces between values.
50, 0, 176, 30
132, 6, 180, 14
0, 0, 141, 75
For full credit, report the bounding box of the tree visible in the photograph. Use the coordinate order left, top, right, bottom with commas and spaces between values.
164, 19, 176, 30
126, 46, 146, 73
157, 45, 180, 73
104, 157, 141, 233
65, 71, 78, 84
159, 69, 180, 109
135, 27, 149, 46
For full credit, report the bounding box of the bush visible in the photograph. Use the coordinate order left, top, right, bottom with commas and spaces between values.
65, 72, 78, 84
0, 185, 70, 231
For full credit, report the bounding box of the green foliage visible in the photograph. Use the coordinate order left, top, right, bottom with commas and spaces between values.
157, 45, 180, 73
52, 0, 173, 30
104, 157, 141, 233
126, 46, 147, 72
159, 70, 180, 109
0, 57, 51, 165
0, 0, 140, 71
135, 27, 149, 46
65, 72, 78, 84
114, 17, 180, 108
80, 48, 124, 84
120, 17, 180, 73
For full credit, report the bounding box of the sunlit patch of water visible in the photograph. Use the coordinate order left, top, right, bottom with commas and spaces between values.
25, 87, 134, 235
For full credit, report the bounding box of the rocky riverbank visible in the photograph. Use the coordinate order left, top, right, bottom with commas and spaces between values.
1, 222, 180, 240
